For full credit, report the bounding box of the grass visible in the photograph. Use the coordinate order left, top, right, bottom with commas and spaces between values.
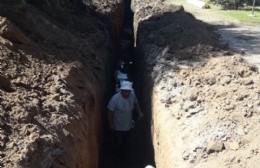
220, 9, 260, 23
165, 0, 260, 24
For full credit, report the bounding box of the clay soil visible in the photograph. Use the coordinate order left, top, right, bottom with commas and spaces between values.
134, 0, 260, 167
0, 3, 110, 168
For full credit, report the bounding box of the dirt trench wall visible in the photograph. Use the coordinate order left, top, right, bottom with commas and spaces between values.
83, 0, 124, 61
134, 1, 260, 168
0, 1, 124, 168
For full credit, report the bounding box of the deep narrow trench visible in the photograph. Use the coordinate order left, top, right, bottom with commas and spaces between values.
99, 1, 155, 168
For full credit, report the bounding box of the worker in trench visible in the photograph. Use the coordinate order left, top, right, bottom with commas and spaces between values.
107, 80, 144, 159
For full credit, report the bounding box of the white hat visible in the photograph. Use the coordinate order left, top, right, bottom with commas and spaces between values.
145, 165, 155, 168
120, 81, 133, 90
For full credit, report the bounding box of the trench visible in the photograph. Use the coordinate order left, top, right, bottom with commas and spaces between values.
0, 1, 155, 167
99, 1, 155, 168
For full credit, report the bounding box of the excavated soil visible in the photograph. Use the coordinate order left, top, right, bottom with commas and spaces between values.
0, 0, 260, 168
133, 0, 260, 167
152, 56, 260, 168
0, 2, 114, 167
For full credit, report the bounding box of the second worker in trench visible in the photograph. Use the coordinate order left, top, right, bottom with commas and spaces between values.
107, 81, 144, 159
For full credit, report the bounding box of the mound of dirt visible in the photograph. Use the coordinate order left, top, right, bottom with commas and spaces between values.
0, 3, 114, 167
134, 0, 260, 167
153, 56, 260, 168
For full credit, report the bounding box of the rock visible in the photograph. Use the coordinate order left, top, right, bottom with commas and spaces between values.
228, 141, 240, 151
236, 127, 245, 136
206, 77, 216, 85
238, 69, 252, 78
182, 151, 190, 161
236, 94, 248, 101
187, 106, 204, 117
0, 17, 32, 44
49, 85, 57, 94
206, 141, 225, 154
256, 106, 260, 115
0, 133, 7, 141
176, 112, 183, 120
29, 133, 40, 142
224, 104, 235, 111
189, 93, 198, 101
243, 79, 254, 85
0, 141, 5, 148
256, 83, 260, 94
0, 74, 13, 92
0, 36, 13, 48
220, 76, 231, 85
182, 101, 196, 111
223, 51, 233, 56
51, 94, 60, 101
6, 142, 15, 149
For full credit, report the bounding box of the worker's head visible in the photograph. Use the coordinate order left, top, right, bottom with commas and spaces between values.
120, 81, 133, 99
120, 89, 131, 98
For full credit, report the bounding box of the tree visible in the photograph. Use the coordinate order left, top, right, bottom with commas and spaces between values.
252, 0, 256, 15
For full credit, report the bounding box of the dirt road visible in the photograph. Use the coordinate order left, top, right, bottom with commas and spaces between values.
165, 0, 260, 69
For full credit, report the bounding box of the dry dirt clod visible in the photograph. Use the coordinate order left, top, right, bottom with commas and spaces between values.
0, 16, 32, 45
227, 141, 240, 151
0, 74, 13, 92
206, 141, 225, 154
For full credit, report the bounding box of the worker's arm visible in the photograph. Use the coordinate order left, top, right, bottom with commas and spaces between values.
108, 110, 114, 131
135, 103, 144, 121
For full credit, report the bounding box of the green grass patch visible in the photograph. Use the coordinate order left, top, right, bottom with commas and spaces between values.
165, 0, 260, 24
219, 8, 260, 23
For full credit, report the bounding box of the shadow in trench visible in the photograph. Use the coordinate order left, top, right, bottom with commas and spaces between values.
99, 0, 155, 168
